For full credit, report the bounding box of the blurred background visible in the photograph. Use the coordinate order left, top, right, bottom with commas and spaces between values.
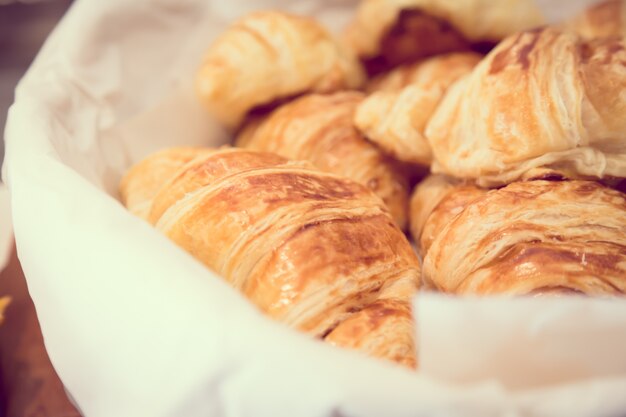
0, 0, 72, 170
1, 3, 79, 417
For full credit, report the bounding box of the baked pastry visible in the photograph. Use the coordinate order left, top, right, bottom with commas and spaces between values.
119, 147, 212, 220
355, 53, 481, 165
365, 51, 482, 93
344, 0, 543, 73
423, 180, 626, 295
196, 11, 365, 130
409, 170, 571, 256
121, 147, 420, 368
563, 0, 626, 40
236, 92, 411, 229
426, 27, 626, 187
409, 175, 486, 256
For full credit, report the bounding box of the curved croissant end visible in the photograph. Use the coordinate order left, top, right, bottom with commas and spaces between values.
355, 53, 481, 165
121, 147, 420, 367
427, 27, 626, 187
344, 0, 543, 71
563, 0, 626, 40
119, 147, 213, 220
409, 175, 486, 256
423, 180, 626, 296
196, 11, 365, 130
236, 92, 410, 230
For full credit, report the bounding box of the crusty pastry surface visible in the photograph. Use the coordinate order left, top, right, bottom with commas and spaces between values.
355, 53, 481, 165
563, 0, 626, 40
121, 147, 420, 367
196, 11, 365, 130
426, 27, 626, 186
409, 175, 486, 256
119, 147, 212, 220
236, 92, 410, 230
344, 0, 543, 70
423, 180, 626, 296
365, 52, 482, 93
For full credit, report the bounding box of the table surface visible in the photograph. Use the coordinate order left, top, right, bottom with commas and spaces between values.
1, 3, 81, 414
0, 245, 81, 417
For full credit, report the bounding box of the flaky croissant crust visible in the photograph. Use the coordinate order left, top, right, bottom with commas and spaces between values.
365, 52, 482, 93
423, 180, 626, 296
344, 0, 543, 60
119, 147, 210, 220
409, 175, 486, 256
236, 92, 410, 229
427, 27, 626, 186
121, 147, 420, 367
355, 53, 481, 165
196, 11, 365, 130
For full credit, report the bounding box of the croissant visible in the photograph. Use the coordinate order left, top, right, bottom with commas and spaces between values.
423, 180, 626, 296
195, 11, 365, 130
354, 53, 481, 165
426, 27, 626, 187
120, 147, 420, 368
119, 147, 212, 220
410, 168, 581, 255
344, 0, 543, 73
563, 0, 626, 40
236, 92, 410, 230
409, 175, 486, 256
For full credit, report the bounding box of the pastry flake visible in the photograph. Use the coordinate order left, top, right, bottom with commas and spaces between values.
409, 175, 486, 256
121, 148, 420, 367
236, 92, 410, 230
355, 53, 481, 165
423, 180, 626, 295
345, 0, 543, 72
196, 11, 365, 130
426, 27, 626, 186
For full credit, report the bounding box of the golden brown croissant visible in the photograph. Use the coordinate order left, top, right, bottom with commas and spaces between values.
409, 175, 486, 256
121, 147, 420, 368
344, 0, 543, 73
427, 27, 626, 187
423, 180, 626, 296
195, 11, 365, 130
235, 92, 411, 230
354, 53, 481, 165
563, 0, 626, 40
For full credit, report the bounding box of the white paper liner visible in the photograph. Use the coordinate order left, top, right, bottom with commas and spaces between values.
4, 0, 626, 416
417, 295, 626, 389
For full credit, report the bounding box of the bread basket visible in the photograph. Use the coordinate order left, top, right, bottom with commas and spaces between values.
4, 0, 626, 416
